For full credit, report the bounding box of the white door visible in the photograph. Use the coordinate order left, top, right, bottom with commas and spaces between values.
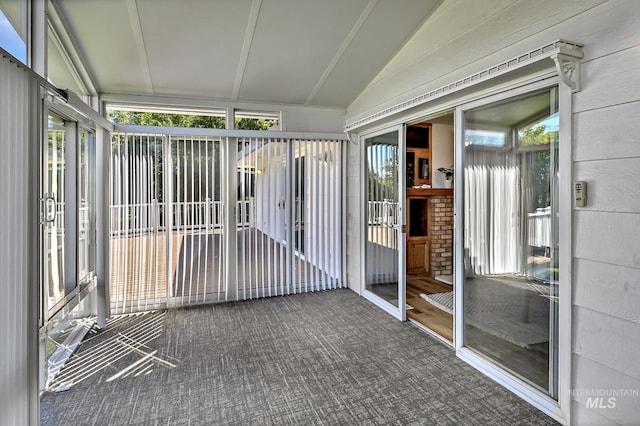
362, 126, 406, 320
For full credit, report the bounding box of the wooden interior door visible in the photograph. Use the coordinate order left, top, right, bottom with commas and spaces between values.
407, 237, 430, 274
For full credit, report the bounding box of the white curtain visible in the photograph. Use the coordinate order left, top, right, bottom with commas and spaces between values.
465, 164, 521, 275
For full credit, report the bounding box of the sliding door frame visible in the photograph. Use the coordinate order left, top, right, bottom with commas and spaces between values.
360, 124, 407, 321
453, 77, 572, 423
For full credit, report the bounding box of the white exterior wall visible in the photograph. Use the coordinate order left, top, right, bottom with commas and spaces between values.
345, 0, 640, 423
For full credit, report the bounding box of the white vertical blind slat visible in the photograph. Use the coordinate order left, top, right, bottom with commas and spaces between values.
0, 53, 37, 425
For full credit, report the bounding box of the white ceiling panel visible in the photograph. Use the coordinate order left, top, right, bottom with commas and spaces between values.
54, 0, 154, 94
310, 0, 441, 107
136, 0, 253, 99
237, 0, 370, 104
50, 0, 444, 108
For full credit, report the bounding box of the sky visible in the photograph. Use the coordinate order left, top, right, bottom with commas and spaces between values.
0, 9, 26, 63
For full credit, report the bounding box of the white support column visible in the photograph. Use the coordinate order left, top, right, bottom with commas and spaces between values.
226, 107, 235, 130
164, 135, 174, 301
94, 127, 110, 327
224, 137, 238, 300
29, 0, 47, 76
285, 139, 294, 293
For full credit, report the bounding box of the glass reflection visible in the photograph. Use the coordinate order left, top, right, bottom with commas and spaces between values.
365, 131, 400, 306
463, 87, 559, 396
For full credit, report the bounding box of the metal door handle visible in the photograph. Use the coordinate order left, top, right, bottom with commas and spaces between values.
44, 197, 56, 224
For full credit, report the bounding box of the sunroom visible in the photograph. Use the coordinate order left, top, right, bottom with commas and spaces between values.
2, 1, 640, 425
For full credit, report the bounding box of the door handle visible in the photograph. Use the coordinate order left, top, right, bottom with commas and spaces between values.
392, 224, 406, 233
41, 196, 57, 224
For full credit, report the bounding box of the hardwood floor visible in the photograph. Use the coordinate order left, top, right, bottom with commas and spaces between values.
406, 274, 453, 342
405, 274, 550, 391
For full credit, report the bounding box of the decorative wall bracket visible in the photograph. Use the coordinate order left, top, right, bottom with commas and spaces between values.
551, 53, 582, 93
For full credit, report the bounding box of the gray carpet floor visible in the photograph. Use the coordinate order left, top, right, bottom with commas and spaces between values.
40, 289, 557, 425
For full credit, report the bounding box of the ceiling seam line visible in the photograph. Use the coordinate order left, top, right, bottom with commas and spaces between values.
126, 0, 154, 95
232, 0, 262, 101
304, 0, 378, 105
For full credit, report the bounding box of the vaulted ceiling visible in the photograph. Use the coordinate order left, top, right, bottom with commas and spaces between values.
47, 0, 443, 109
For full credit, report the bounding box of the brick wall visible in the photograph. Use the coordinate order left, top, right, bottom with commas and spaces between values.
430, 195, 453, 277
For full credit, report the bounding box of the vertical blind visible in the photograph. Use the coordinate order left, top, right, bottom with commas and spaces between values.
0, 51, 38, 425
110, 133, 343, 313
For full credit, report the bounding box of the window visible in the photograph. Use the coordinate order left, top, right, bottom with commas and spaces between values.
234, 110, 279, 130
464, 128, 507, 147
106, 106, 226, 128
0, 8, 26, 63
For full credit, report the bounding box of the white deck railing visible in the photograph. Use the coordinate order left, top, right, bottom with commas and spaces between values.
367, 200, 399, 226
527, 206, 552, 248
109, 199, 253, 236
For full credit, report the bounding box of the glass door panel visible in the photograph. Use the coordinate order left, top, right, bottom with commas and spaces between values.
78, 128, 95, 282
462, 87, 559, 396
364, 128, 405, 318
43, 114, 66, 317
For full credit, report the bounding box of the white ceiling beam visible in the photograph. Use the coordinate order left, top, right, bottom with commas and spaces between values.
304, 0, 378, 105
126, 0, 154, 94
232, 0, 262, 100
48, 0, 98, 95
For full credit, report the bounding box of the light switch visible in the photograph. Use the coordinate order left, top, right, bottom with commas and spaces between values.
574, 181, 587, 207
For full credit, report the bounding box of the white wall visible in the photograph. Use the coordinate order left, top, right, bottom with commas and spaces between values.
570, 2, 640, 422
283, 107, 345, 133
347, 0, 611, 123
431, 123, 454, 188
345, 0, 640, 423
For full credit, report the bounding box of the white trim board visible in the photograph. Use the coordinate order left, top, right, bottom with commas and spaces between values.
345, 39, 582, 132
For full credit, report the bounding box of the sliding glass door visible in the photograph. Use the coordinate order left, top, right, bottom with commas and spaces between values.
363, 127, 406, 320
460, 86, 559, 397
42, 113, 67, 317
